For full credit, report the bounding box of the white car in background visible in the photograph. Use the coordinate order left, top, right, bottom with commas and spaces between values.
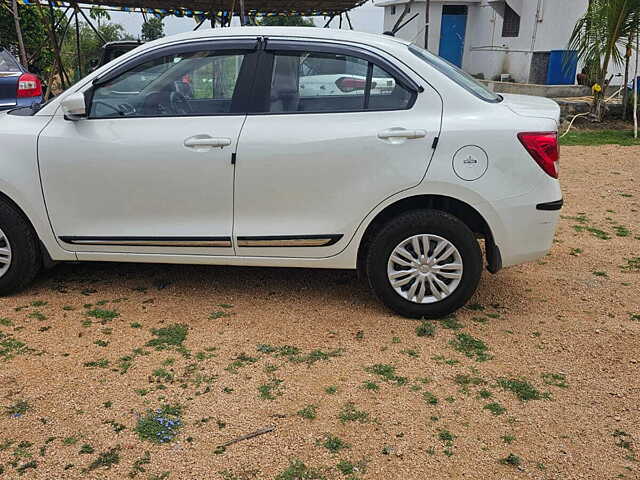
0, 27, 562, 318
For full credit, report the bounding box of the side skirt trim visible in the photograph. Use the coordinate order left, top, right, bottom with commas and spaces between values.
237, 234, 343, 247
59, 236, 233, 248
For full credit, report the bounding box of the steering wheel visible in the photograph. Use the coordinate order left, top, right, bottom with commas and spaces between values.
169, 91, 192, 115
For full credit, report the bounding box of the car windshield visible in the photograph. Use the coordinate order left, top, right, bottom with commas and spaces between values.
408, 44, 501, 103
0, 50, 21, 73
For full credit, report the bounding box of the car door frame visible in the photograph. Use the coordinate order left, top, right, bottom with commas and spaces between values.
41, 37, 261, 257
232, 38, 441, 258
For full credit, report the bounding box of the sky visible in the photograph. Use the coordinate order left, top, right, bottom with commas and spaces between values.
108, 0, 384, 39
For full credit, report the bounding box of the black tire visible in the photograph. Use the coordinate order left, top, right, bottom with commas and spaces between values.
0, 199, 41, 295
366, 209, 482, 319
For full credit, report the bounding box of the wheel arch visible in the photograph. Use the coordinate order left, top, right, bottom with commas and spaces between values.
356, 194, 501, 277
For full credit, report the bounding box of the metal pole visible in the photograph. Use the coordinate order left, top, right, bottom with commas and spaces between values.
345, 11, 353, 30
634, 31, 638, 138
75, 5, 106, 44
425, 0, 430, 49
11, 0, 28, 67
74, 7, 81, 80
239, 0, 245, 25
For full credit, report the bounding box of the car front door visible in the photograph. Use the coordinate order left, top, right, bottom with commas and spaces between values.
39, 39, 257, 255
233, 40, 442, 258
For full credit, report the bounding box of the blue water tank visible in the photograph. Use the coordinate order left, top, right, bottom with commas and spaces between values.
546, 50, 578, 85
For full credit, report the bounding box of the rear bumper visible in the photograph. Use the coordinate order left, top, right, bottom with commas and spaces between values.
0, 96, 42, 111
482, 181, 562, 269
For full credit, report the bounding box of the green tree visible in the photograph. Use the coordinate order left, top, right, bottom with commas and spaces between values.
141, 17, 164, 41
0, 5, 62, 76
61, 21, 132, 81
568, 0, 640, 120
259, 15, 314, 27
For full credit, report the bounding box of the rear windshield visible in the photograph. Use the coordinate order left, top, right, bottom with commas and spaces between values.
0, 50, 21, 73
408, 44, 501, 103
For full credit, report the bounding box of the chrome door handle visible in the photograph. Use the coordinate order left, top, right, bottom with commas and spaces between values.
377, 128, 427, 140
184, 135, 232, 149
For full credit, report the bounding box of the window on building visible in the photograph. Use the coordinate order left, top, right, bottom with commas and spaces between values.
502, 4, 520, 37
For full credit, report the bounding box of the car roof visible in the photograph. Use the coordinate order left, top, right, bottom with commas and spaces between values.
140, 26, 410, 50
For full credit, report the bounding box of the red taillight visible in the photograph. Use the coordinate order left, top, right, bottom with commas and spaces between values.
17, 73, 42, 98
517, 132, 560, 178
335, 76, 373, 93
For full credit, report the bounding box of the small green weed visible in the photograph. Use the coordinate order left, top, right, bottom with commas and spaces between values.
297, 404, 317, 420
135, 405, 183, 443
365, 364, 407, 385
484, 402, 506, 415
542, 373, 568, 388
450, 334, 492, 362
498, 378, 545, 401
321, 434, 349, 453
416, 322, 435, 337
499, 453, 521, 467
338, 402, 369, 423
275, 460, 325, 480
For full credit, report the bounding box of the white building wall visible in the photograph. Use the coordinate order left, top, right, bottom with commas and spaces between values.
379, 0, 633, 85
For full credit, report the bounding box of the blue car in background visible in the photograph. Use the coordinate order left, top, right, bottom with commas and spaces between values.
0, 47, 42, 111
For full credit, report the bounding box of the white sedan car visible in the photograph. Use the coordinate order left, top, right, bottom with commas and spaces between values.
0, 27, 562, 318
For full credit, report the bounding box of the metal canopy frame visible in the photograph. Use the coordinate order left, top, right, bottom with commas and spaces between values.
2, 0, 366, 98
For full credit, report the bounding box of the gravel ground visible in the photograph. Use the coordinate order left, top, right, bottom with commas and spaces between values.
0, 145, 638, 480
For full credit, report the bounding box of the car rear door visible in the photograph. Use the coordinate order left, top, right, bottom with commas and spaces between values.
38, 39, 258, 256
233, 40, 442, 258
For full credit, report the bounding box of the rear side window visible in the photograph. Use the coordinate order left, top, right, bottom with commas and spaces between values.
89, 50, 246, 118
0, 50, 21, 73
409, 44, 501, 103
268, 50, 414, 113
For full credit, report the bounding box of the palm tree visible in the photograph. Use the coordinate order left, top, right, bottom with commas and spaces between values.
569, 0, 640, 120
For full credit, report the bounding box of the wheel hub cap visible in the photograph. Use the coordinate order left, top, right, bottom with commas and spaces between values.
387, 234, 463, 304
0, 227, 11, 279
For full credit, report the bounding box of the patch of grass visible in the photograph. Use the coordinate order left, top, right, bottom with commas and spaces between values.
86, 447, 120, 472
499, 453, 522, 467
484, 402, 506, 415
135, 404, 183, 444
502, 435, 515, 444
593, 271, 608, 277
225, 353, 258, 373
498, 378, 544, 401
209, 311, 231, 320
614, 225, 631, 237
432, 355, 459, 366
28, 311, 47, 321
83, 358, 109, 368
365, 364, 407, 386
560, 129, 640, 146
454, 374, 486, 393
450, 334, 492, 362
104, 419, 126, 433
275, 460, 326, 480
146, 324, 188, 352
0, 317, 13, 326
416, 322, 435, 337
542, 373, 568, 388
621, 257, 640, 271
321, 434, 349, 453
93, 340, 109, 347
297, 404, 317, 420
569, 248, 583, 256
423, 391, 438, 405
289, 349, 343, 365
86, 309, 119, 323
338, 402, 369, 423
128, 451, 151, 478
438, 430, 455, 446
362, 381, 379, 391
478, 389, 492, 399
573, 225, 611, 240
79, 444, 94, 454
130, 322, 142, 329
400, 348, 419, 358
325, 386, 337, 395
613, 430, 633, 451
336, 459, 366, 476
5, 400, 29, 417
258, 378, 283, 400
0, 332, 31, 361
440, 316, 464, 330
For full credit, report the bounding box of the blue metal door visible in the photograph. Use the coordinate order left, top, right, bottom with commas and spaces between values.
439, 11, 467, 67
546, 50, 578, 85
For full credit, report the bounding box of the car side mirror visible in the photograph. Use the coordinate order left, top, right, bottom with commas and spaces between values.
61, 92, 87, 120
